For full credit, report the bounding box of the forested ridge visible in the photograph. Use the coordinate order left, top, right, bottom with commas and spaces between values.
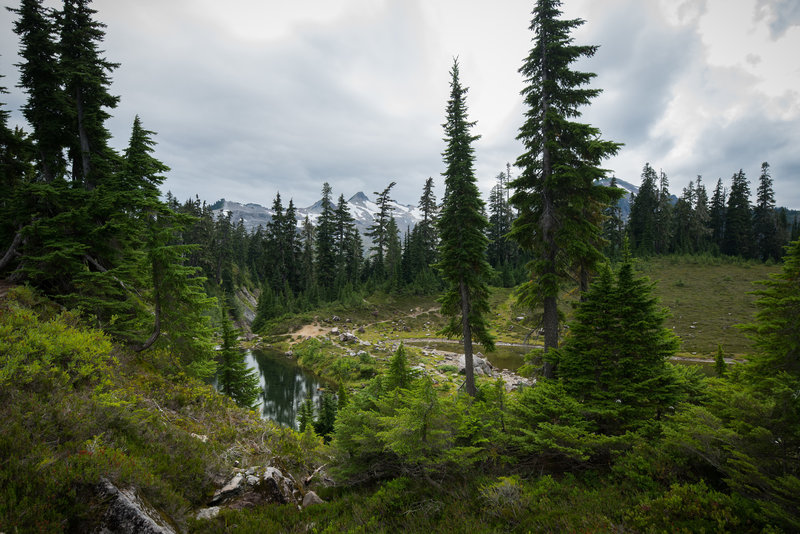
2, 0, 799, 532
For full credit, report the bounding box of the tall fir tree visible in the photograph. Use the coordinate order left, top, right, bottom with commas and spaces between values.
365, 181, 396, 280
628, 163, 659, 254
692, 176, 712, 252
723, 169, 754, 258
601, 176, 625, 261
314, 182, 337, 298
709, 177, 727, 252
509, 0, 621, 377
217, 303, 261, 408
10, 0, 67, 183
753, 162, 781, 262
58, 0, 120, 187
436, 59, 494, 396
654, 170, 673, 254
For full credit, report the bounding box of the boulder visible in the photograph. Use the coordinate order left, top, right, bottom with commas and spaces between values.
339, 332, 358, 343
209, 466, 297, 510
458, 354, 493, 377
95, 479, 176, 534
302, 491, 325, 507
330, 327, 340, 336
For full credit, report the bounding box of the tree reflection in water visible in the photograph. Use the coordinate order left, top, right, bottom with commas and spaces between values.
245, 349, 325, 429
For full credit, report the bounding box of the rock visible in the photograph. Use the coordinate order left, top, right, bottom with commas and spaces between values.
516, 316, 525, 322
458, 354, 493, 377
345, 318, 352, 323
302, 491, 325, 507
340, 332, 358, 343
357, 326, 366, 334
209, 473, 245, 505
331, 327, 340, 335
332, 315, 341, 322
195, 507, 221, 520
210, 466, 297, 511
95, 479, 176, 534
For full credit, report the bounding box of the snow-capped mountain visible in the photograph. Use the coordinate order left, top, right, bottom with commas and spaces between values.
212, 192, 423, 237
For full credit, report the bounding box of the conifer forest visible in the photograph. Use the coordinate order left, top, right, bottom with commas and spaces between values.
1, 1, 799, 532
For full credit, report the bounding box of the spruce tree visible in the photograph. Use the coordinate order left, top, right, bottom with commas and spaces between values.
628, 163, 659, 254
723, 170, 754, 258
709, 178, 727, 251
753, 162, 781, 262
416, 176, 439, 268
601, 176, 625, 261
314, 183, 337, 298
556, 256, 680, 433
217, 304, 261, 408
436, 59, 494, 396
509, 0, 621, 377
365, 181, 396, 280
9, 0, 67, 183
692, 176, 712, 252
58, 0, 120, 187
654, 170, 673, 254
741, 238, 800, 377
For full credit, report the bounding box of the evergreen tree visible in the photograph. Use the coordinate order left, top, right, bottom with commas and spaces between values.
384, 216, 402, 290
654, 170, 673, 254
556, 257, 680, 433
217, 304, 261, 408
672, 180, 695, 254
58, 0, 120, 187
252, 283, 276, 332
436, 59, 495, 396
709, 178, 727, 251
314, 392, 338, 440
602, 176, 625, 261
298, 394, 315, 432
333, 193, 361, 286
365, 181, 396, 280
299, 215, 315, 297
692, 176, 712, 252
314, 183, 337, 298
628, 163, 659, 254
714, 344, 726, 378
753, 162, 781, 262
741, 238, 800, 377
509, 0, 621, 377
416, 176, 439, 268
487, 168, 516, 268
9, 0, 67, 183
386, 343, 412, 391
723, 170, 754, 258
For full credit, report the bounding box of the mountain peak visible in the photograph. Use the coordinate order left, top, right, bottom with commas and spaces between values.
348, 191, 370, 204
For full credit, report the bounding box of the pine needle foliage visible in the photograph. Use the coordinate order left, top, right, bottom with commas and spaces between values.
510, 0, 622, 377
436, 58, 495, 397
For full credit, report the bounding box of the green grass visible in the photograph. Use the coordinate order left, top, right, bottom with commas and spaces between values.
636, 255, 778, 357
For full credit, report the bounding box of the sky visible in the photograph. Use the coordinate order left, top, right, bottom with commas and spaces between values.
1, 0, 799, 209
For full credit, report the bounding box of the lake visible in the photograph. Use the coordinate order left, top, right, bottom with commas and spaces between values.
243, 348, 327, 429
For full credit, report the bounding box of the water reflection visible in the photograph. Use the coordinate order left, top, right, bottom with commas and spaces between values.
244, 348, 325, 429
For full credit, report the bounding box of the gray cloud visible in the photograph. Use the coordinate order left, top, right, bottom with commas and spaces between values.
2, 0, 799, 211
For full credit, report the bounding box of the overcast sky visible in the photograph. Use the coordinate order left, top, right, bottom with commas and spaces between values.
2, 0, 799, 209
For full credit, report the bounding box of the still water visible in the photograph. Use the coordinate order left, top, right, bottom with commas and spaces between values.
243, 348, 326, 429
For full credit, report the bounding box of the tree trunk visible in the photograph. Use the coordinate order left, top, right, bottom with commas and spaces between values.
0, 231, 23, 272
75, 86, 91, 186
459, 279, 476, 396
135, 255, 162, 352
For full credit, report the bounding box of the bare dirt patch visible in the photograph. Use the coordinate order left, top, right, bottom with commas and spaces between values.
290, 324, 330, 343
